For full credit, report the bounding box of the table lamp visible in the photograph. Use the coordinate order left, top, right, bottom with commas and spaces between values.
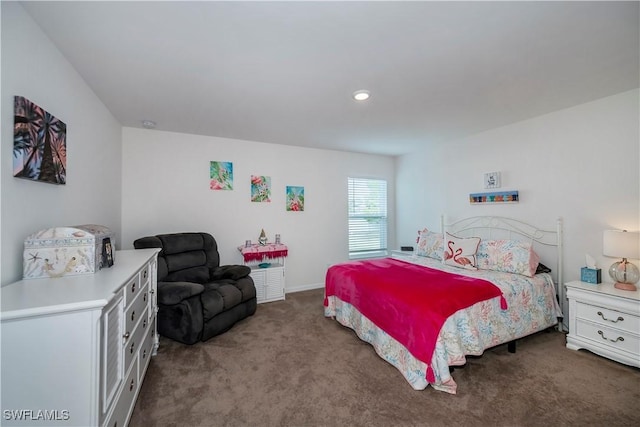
603, 230, 640, 291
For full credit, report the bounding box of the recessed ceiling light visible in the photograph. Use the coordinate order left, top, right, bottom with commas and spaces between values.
352, 90, 370, 101
141, 120, 156, 129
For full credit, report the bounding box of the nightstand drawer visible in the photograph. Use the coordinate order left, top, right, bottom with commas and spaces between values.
576, 301, 640, 335
575, 319, 639, 354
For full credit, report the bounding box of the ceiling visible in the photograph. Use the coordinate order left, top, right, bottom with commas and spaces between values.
20, 1, 640, 156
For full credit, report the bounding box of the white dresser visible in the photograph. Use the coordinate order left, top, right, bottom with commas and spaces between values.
565, 280, 640, 368
1, 249, 159, 427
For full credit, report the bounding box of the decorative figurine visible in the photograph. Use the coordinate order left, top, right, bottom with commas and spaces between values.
258, 229, 268, 246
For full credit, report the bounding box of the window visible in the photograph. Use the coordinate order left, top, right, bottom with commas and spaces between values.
348, 177, 387, 259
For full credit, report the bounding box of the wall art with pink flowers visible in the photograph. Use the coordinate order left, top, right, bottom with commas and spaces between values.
209, 161, 233, 190
286, 186, 304, 211
251, 175, 271, 202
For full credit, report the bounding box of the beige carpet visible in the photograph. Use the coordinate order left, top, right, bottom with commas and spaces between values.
130, 288, 640, 427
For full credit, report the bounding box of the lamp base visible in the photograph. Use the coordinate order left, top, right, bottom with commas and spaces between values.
614, 282, 638, 292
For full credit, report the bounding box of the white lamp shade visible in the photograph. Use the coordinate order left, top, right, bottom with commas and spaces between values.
603, 230, 640, 259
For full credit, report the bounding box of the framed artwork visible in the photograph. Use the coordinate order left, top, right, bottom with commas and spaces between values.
286, 186, 304, 211
102, 237, 114, 268
209, 161, 233, 190
251, 175, 271, 202
484, 172, 501, 189
470, 190, 519, 204
13, 96, 67, 185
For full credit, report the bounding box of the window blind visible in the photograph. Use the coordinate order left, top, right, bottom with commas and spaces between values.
348, 178, 387, 258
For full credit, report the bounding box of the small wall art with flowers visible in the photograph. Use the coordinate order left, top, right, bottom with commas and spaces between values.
251, 175, 271, 202
209, 161, 233, 190
286, 186, 304, 211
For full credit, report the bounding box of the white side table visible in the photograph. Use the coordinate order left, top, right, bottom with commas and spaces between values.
249, 262, 285, 304
389, 249, 416, 261
565, 280, 640, 367
238, 243, 288, 304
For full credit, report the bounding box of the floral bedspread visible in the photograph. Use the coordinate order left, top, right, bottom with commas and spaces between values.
323, 256, 562, 394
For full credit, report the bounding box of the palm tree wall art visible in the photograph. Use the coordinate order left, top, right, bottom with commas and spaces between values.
13, 96, 67, 185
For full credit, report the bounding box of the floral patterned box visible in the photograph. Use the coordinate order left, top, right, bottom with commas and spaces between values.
23, 225, 115, 279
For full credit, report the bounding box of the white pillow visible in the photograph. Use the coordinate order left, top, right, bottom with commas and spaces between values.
443, 232, 480, 270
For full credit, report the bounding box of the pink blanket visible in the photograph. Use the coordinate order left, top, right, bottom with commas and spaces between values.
324, 258, 507, 382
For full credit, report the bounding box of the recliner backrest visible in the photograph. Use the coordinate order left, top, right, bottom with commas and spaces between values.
133, 232, 221, 283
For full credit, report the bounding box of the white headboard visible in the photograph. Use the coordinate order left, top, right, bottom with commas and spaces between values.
441, 215, 564, 328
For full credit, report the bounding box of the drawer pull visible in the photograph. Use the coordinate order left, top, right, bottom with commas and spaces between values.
129, 378, 135, 392
143, 349, 147, 359
143, 318, 147, 329
123, 332, 130, 339
131, 282, 136, 293
143, 270, 148, 279
131, 310, 135, 322
597, 311, 624, 323
597, 330, 624, 343
144, 292, 147, 302
130, 342, 135, 354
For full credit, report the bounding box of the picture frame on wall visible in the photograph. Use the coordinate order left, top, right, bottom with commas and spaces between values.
286, 186, 304, 211
13, 96, 67, 185
209, 161, 233, 190
469, 190, 519, 204
484, 172, 501, 189
251, 175, 271, 202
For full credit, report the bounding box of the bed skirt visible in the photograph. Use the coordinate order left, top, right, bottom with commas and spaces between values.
324, 273, 560, 394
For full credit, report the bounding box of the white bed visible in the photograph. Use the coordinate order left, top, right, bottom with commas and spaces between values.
324, 216, 564, 394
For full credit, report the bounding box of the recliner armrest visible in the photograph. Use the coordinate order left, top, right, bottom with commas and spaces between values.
157, 281, 205, 305
211, 265, 251, 281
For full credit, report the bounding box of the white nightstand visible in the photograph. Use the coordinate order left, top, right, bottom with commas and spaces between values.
238, 244, 287, 304
389, 250, 416, 261
249, 262, 285, 304
565, 280, 640, 367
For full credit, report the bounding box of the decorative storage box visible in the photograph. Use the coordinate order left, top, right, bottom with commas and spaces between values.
580, 267, 602, 284
23, 224, 115, 279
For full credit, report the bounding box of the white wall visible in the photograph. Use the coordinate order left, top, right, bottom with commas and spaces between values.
121, 128, 395, 291
397, 88, 640, 287
0, 2, 123, 285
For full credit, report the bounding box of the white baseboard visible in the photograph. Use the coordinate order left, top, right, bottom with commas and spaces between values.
286, 282, 324, 294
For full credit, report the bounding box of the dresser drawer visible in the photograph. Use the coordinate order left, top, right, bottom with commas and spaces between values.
140, 263, 150, 285
104, 356, 138, 427
575, 319, 639, 355
575, 301, 640, 335
139, 321, 155, 380
124, 307, 149, 372
124, 271, 144, 305
124, 282, 149, 337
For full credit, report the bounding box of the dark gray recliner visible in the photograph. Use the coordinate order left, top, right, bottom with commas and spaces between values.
133, 232, 257, 345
